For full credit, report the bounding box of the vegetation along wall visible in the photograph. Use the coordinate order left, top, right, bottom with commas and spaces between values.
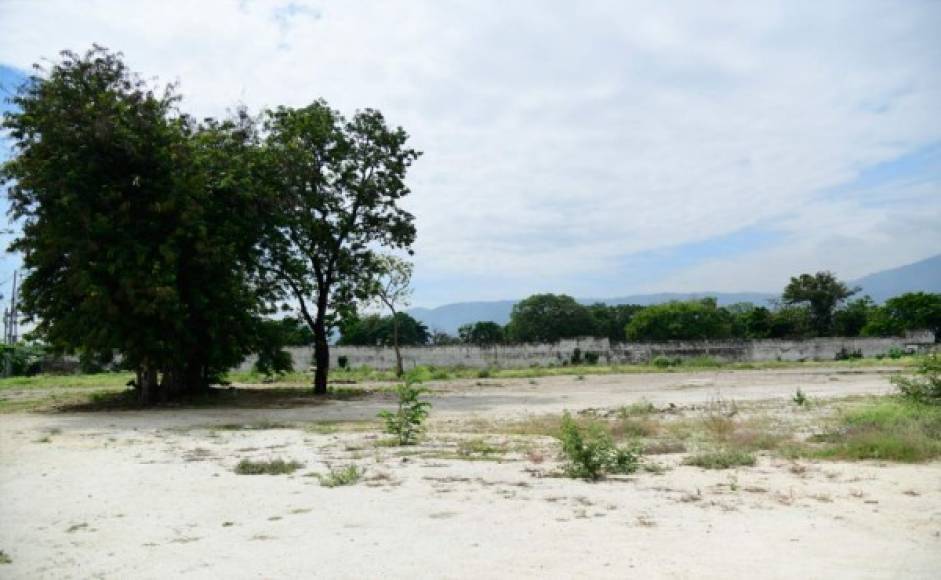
234, 332, 937, 372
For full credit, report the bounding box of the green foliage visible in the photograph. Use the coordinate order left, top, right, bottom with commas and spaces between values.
1, 47, 268, 402
863, 292, 941, 339
683, 449, 756, 469
625, 298, 732, 341
0, 343, 47, 377
833, 297, 876, 337
782, 272, 858, 336
835, 346, 863, 361
318, 465, 364, 487
0, 550, 11, 564
458, 321, 505, 346
892, 355, 941, 405
766, 305, 814, 339
252, 318, 298, 378
378, 379, 432, 445
506, 294, 595, 343
234, 458, 304, 475
587, 303, 644, 342
792, 388, 808, 407
651, 356, 681, 368
584, 351, 601, 365
806, 398, 941, 462
257, 100, 420, 394
339, 313, 429, 347
558, 412, 640, 480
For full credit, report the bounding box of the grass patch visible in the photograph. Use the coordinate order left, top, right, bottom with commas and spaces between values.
318, 465, 364, 487
234, 458, 303, 475
799, 398, 941, 462
0, 550, 11, 564
456, 438, 506, 459
684, 449, 756, 470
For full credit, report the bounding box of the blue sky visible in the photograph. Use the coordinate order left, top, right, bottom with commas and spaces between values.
1, 1, 940, 307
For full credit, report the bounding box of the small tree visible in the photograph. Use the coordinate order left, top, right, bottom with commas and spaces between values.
458, 321, 505, 346
371, 256, 413, 377
782, 272, 858, 336
506, 294, 594, 343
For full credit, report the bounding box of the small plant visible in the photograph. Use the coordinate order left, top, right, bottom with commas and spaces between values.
318, 465, 364, 487
835, 346, 863, 361
558, 412, 640, 480
476, 367, 492, 378
378, 380, 431, 445
0, 550, 11, 564
570, 347, 583, 365
584, 351, 600, 365
651, 356, 681, 368
234, 458, 303, 475
892, 355, 941, 405
887, 347, 904, 360
337, 355, 349, 369
683, 449, 756, 470
792, 388, 808, 407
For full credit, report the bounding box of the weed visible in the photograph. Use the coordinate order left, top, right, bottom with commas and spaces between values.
378, 380, 432, 445
793, 388, 808, 407
318, 465, 364, 488
457, 438, 504, 458
558, 412, 640, 480
0, 550, 11, 564
892, 355, 941, 405
477, 368, 492, 379
643, 440, 687, 454
234, 458, 303, 475
683, 449, 756, 470
618, 400, 656, 417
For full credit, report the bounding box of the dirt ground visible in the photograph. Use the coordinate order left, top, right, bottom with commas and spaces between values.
1, 367, 939, 579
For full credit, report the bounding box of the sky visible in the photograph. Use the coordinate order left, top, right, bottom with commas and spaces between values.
1, 0, 940, 307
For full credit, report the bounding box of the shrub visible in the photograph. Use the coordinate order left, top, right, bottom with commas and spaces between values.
892, 355, 941, 405
584, 351, 600, 365
476, 367, 492, 378
887, 347, 904, 360
793, 388, 809, 407
570, 347, 583, 365
234, 458, 303, 475
835, 346, 863, 361
558, 412, 639, 480
683, 449, 756, 470
319, 465, 363, 487
337, 355, 349, 369
651, 356, 680, 368
378, 380, 431, 445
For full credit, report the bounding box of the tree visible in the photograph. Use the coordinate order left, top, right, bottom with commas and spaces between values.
625, 298, 732, 341
506, 294, 594, 343
781, 272, 858, 336
1, 47, 266, 402
863, 292, 941, 340
587, 303, 644, 342
833, 296, 876, 337
458, 321, 505, 346
338, 313, 429, 347
257, 101, 420, 394
429, 329, 460, 345
370, 255, 413, 376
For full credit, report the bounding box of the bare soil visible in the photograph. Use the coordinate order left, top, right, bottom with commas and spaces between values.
1, 367, 939, 579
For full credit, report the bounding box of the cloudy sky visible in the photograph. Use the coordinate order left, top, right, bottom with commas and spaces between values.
1, 0, 940, 307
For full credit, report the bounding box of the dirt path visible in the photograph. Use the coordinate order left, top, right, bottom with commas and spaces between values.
1, 367, 938, 579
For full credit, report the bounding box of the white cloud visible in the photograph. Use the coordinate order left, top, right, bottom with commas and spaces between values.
1, 0, 939, 304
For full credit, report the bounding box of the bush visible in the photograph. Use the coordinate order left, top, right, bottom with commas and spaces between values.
793, 388, 809, 407
835, 346, 863, 361
683, 449, 756, 469
892, 355, 941, 405
378, 379, 432, 445
0, 343, 46, 377
234, 458, 303, 475
337, 355, 349, 369
584, 351, 600, 365
570, 347, 582, 365
651, 356, 680, 368
318, 465, 363, 487
558, 412, 640, 480
887, 347, 904, 360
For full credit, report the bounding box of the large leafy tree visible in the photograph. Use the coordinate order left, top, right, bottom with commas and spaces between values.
782, 272, 858, 336
1, 48, 266, 402
506, 294, 594, 343
458, 321, 505, 346
258, 102, 420, 394
338, 313, 429, 347
625, 298, 732, 341
863, 292, 941, 340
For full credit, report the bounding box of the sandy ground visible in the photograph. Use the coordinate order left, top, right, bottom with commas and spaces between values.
1, 367, 939, 579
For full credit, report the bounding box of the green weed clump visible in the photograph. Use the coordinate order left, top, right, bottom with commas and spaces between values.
683, 449, 756, 470
0, 550, 11, 564
558, 412, 640, 480
318, 465, 364, 487
892, 355, 941, 405
806, 398, 941, 462
234, 458, 304, 475
378, 379, 431, 445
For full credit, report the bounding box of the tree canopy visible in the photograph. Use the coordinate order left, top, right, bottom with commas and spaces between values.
506, 294, 595, 343
782, 272, 858, 336
458, 321, 505, 346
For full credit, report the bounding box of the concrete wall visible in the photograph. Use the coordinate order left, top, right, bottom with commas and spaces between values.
233, 332, 936, 372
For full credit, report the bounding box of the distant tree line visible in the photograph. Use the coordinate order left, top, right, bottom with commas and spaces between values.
338, 274, 940, 346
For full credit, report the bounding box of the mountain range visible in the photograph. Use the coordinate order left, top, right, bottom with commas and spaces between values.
409, 254, 941, 334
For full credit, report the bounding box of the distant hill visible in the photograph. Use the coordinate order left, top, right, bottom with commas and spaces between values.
409, 254, 941, 334
853, 254, 941, 303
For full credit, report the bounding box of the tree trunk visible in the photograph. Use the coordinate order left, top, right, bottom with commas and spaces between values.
392, 310, 403, 377
138, 365, 159, 404
313, 312, 330, 395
